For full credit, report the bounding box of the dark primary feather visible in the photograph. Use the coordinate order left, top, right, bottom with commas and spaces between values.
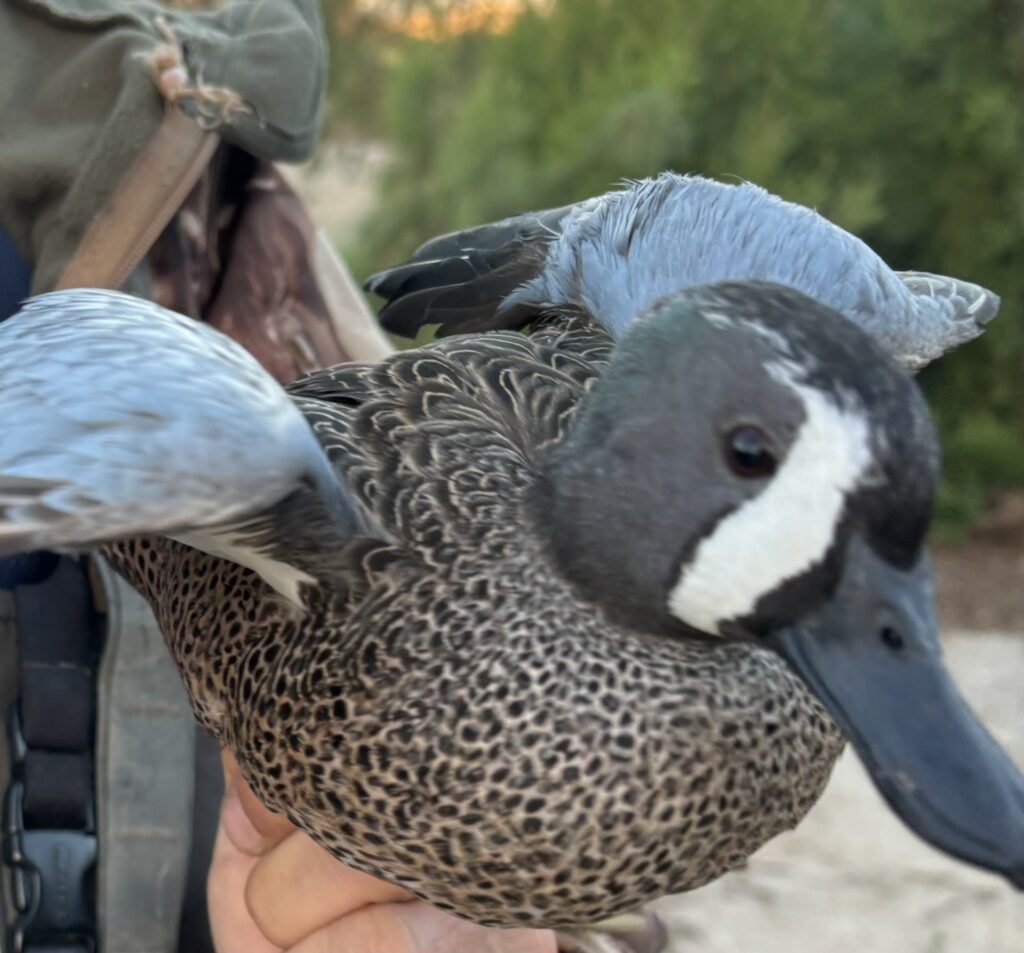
365, 205, 574, 338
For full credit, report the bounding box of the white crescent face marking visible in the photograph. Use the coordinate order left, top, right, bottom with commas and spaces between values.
667, 363, 874, 635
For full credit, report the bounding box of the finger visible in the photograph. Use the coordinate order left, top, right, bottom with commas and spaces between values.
285, 902, 413, 953
397, 903, 557, 953
220, 749, 296, 855
246, 831, 414, 948
286, 901, 557, 953
207, 818, 282, 953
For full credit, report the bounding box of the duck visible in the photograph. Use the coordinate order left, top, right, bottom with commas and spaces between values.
368, 172, 999, 372
1, 205, 1021, 940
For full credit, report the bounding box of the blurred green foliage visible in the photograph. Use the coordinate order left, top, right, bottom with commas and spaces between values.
323, 0, 1024, 532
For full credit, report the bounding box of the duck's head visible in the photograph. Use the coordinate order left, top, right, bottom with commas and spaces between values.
538, 280, 1024, 888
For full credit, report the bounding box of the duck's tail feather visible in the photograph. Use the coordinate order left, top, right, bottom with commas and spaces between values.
892, 272, 1000, 370
0, 289, 363, 602
896, 271, 1000, 327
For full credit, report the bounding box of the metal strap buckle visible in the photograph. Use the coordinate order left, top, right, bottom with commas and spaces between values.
2, 708, 96, 953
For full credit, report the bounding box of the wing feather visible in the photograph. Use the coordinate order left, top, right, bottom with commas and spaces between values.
0, 290, 364, 603
365, 204, 575, 339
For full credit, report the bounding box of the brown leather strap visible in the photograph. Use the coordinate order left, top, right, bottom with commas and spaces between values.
54, 103, 394, 374
56, 109, 217, 292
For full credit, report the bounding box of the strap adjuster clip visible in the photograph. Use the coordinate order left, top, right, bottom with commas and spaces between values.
3, 706, 96, 953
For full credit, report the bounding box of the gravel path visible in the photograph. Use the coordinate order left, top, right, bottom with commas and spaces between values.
653, 630, 1024, 953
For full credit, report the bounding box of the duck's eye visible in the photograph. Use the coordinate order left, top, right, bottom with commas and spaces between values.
724, 426, 777, 478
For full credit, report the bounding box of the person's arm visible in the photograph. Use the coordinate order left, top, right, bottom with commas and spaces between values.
209, 752, 557, 953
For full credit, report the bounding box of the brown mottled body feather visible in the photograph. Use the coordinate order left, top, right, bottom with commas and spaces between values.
104, 314, 844, 928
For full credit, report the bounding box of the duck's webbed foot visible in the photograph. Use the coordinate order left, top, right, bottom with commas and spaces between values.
556, 910, 668, 953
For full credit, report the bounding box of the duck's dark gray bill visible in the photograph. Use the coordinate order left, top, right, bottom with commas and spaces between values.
769, 539, 1024, 889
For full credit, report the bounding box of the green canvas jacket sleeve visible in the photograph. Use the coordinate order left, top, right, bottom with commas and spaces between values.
0, 0, 326, 294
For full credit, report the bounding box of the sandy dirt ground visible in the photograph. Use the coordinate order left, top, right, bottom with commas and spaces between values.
652, 629, 1024, 953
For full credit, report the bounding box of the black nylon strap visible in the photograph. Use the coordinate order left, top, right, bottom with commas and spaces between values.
14, 560, 94, 667
22, 752, 93, 831
20, 945, 91, 953
13, 557, 98, 833
4, 557, 100, 952
20, 669, 93, 753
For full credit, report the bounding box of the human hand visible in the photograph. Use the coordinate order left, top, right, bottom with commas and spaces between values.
208, 751, 558, 953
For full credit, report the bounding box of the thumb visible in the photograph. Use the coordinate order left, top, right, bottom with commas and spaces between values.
220, 749, 296, 856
